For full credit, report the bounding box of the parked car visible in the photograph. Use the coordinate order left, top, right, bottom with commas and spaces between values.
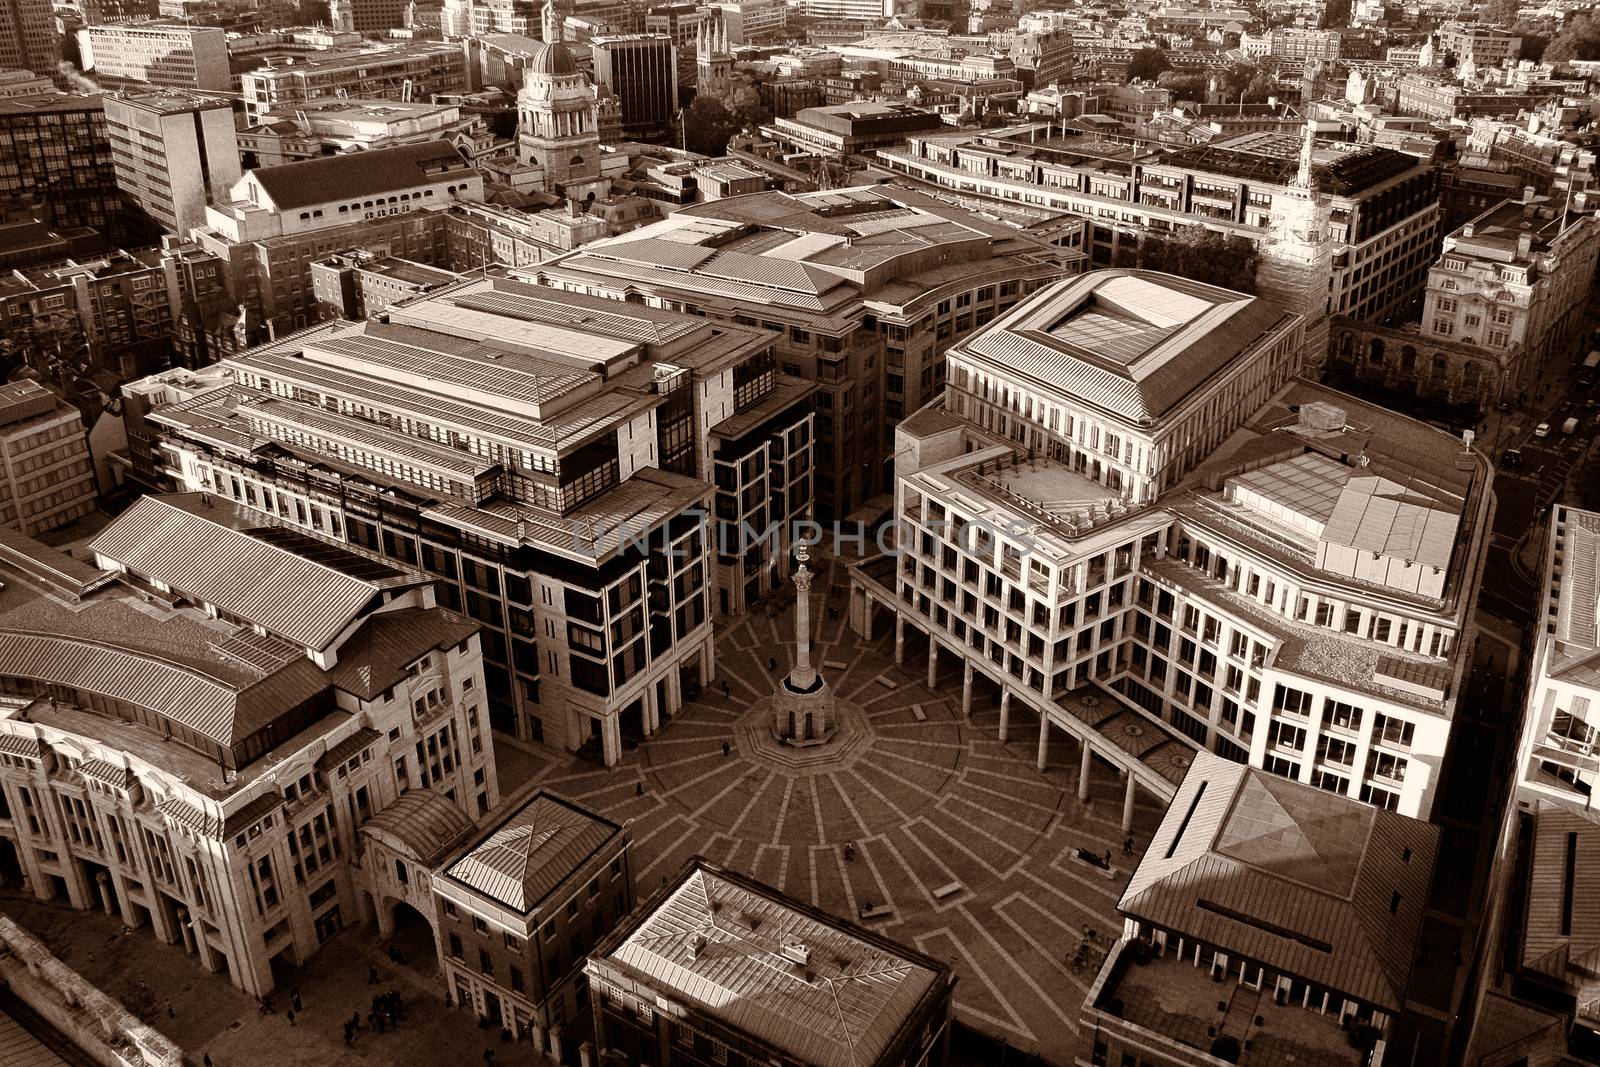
1564, 417, 1580, 434
1502, 448, 1522, 469
1535, 422, 1551, 437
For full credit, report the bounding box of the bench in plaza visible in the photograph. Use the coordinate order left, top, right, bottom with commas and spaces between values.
932, 881, 962, 900
858, 902, 893, 920
875, 675, 898, 689
911, 703, 927, 721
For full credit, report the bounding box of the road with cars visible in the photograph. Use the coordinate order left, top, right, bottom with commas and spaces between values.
1480, 377, 1598, 624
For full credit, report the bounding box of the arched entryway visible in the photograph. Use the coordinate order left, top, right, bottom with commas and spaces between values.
385, 899, 438, 977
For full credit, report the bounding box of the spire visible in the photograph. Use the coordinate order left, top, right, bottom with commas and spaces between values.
542, 0, 561, 44
1295, 120, 1315, 191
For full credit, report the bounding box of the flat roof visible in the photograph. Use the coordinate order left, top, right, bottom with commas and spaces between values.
955, 269, 1298, 423
590, 859, 947, 1067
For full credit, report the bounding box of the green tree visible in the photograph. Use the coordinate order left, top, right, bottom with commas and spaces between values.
1126, 48, 1170, 82
1120, 229, 1260, 293
1546, 13, 1600, 63
1479, 0, 1521, 26
1159, 72, 1210, 102
682, 95, 741, 156
730, 85, 772, 130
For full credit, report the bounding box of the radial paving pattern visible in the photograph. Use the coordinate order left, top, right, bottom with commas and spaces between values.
531, 557, 1167, 1062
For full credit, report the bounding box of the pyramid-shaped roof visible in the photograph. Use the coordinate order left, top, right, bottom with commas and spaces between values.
443, 792, 619, 914
1120, 751, 1438, 1011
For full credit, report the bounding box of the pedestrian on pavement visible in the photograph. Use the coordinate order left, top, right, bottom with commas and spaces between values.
768, 656, 778, 671
350, 1011, 361, 1031
721, 680, 730, 699
1123, 836, 1134, 854
286, 1009, 296, 1027
202, 1055, 212, 1067
636, 781, 644, 796
368, 964, 379, 985
722, 741, 731, 757
343, 1022, 353, 1046
165, 1000, 175, 1018
290, 990, 302, 1013
373, 1012, 383, 1034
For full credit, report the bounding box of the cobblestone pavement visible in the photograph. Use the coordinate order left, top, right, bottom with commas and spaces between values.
531, 556, 1166, 1064
0, 889, 533, 1067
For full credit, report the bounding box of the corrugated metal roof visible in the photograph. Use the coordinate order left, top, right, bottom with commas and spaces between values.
89, 496, 412, 652
444, 793, 618, 914
362, 787, 476, 866
1120, 751, 1438, 1011
324, 607, 478, 701
601, 866, 939, 1067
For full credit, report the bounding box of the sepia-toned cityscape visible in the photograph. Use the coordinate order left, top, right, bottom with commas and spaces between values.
0, 0, 1598, 1064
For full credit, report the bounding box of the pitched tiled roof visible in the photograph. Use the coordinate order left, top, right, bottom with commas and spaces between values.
324, 607, 478, 701
0, 630, 329, 747
90, 495, 418, 651
1120, 750, 1438, 1012
444, 793, 618, 913
596, 862, 943, 1067
248, 141, 474, 212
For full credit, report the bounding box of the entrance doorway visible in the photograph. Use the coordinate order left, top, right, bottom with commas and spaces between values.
389, 901, 438, 976
0, 837, 22, 890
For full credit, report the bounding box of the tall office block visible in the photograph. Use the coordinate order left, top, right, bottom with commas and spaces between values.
78, 20, 230, 92
104, 93, 241, 236
588, 34, 676, 142
0, 0, 59, 75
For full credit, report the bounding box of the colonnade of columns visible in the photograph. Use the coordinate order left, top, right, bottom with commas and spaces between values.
890, 607, 1145, 834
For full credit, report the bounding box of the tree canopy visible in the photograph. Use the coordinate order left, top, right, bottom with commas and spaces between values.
682, 96, 741, 156
1478, 0, 1521, 26
1545, 13, 1600, 63
1126, 48, 1170, 82
1115, 228, 1261, 293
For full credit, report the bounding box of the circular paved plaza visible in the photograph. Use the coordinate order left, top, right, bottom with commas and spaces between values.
532, 555, 1166, 1062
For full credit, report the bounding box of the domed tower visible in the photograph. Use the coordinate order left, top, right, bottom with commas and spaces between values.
517, 3, 601, 193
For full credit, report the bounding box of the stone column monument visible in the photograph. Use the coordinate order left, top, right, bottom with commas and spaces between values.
772, 542, 836, 746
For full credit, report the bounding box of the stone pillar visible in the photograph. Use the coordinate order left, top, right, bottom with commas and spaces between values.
894, 614, 906, 666
1122, 773, 1137, 834
643, 687, 657, 738
601, 716, 621, 768
961, 663, 974, 717
927, 640, 939, 690
1078, 743, 1092, 802
704, 634, 716, 685
789, 543, 818, 690
376, 895, 395, 939
530, 1023, 546, 1050
550, 1029, 564, 1063
580, 1042, 594, 1067
998, 690, 1011, 742
96, 871, 114, 915
176, 907, 197, 954
1036, 712, 1049, 772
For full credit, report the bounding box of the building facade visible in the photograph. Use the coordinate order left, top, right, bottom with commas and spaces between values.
0, 380, 97, 535
0, 494, 501, 997
238, 42, 468, 124
852, 270, 1492, 821
103, 93, 243, 238
1469, 505, 1600, 1065
191, 140, 484, 336
0, 0, 58, 74
534, 184, 1084, 521
0, 93, 131, 245
1081, 750, 1439, 1067
130, 274, 813, 763
430, 792, 630, 1062
877, 126, 1443, 365
1417, 194, 1600, 403
586, 857, 955, 1067
588, 34, 677, 142
79, 21, 231, 92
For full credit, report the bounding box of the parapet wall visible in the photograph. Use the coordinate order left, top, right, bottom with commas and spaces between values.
0, 916, 183, 1067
